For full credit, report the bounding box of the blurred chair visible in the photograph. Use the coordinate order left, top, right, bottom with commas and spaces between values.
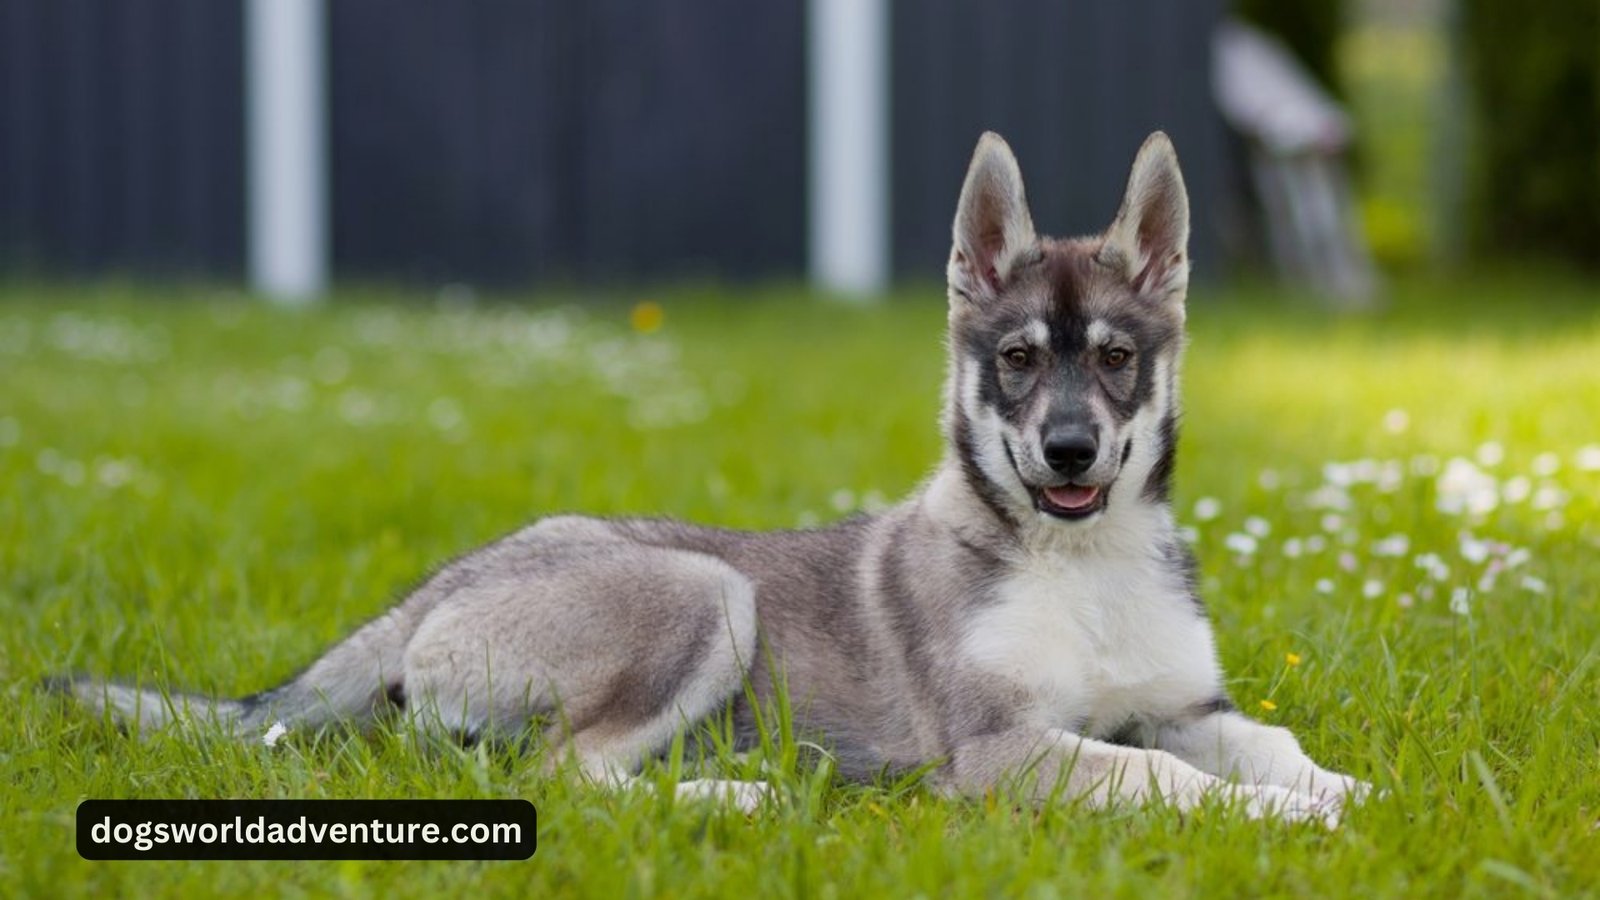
1213, 19, 1377, 306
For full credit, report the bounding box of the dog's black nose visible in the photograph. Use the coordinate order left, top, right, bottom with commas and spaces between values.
1043, 428, 1098, 477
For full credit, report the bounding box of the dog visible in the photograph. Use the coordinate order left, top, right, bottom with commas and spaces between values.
56, 132, 1366, 822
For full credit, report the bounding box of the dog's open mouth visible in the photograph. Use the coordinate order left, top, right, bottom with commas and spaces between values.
1035, 483, 1106, 520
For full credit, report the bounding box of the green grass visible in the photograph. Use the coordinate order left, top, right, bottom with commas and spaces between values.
3, 275, 1599, 897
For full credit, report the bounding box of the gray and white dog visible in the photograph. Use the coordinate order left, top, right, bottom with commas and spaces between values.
60, 132, 1366, 822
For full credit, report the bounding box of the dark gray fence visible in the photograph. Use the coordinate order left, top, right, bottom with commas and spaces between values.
328, 0, 807, 285
891, 0, 1228, 277
0, 0, 244, 275
0, 0, 1227, 286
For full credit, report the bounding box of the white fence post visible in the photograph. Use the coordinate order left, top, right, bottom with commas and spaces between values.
808, 0, 890, 300
246, 0, 328, 304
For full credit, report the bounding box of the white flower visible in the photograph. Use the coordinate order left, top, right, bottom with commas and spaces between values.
1282, 537, 1304, 559
1501, 476, 1531, 504
1476, 442, 1505, 467
1520, 575, 1549, 594
1372, 534, 1410, 557
1320, 513, 1344, 533
1257, 469, 1282, 491
1505, 548, 1531, 568
1576, 445, 1600, 472
1383, 409, 1410, 434
1362, 579, 1384, 599
1306, 485, 1352, 511
1306, 535, 1328, 553
829, 489, 856, 512
1397, 593, 1414, 608
1338, 552, 1359, 573
96, 458, 135, 489
1459, 536, 1490, 565
1193, 497, 1222, 521
1414, 552, 1451, 582
428, 397, 464, 432
1531, 485, 1569, 511
1323, 462, 1355, 488
263, 721, 288, 748
338, 390, 377, 425
1376, 461, 1405, 493
1436, 457, 1499, 516
1531, 452, 1561, 477
1224, 533, 1258, 556
1315, 578, 1335, 595
1244, 516, 1271, 538
1320, 459, 1384, 488
1449, 588, 1472, 616
1350, 459, 1382, 483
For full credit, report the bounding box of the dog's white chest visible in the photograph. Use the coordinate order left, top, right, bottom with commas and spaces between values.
960, 551, 1219, 733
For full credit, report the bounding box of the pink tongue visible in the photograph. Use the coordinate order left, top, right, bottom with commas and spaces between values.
1044, 484, 1100, 510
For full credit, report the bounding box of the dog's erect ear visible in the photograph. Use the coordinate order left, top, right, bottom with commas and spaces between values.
948, 132, 1037, 305
1099, 132, 1190, 303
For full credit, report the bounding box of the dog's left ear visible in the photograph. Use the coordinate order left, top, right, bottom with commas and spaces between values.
1099, 132, 1190, 303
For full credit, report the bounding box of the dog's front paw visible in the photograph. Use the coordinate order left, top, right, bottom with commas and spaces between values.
1305, 770, 1374, 807
1245, 784, 1342, 829
674, 779, 771, 813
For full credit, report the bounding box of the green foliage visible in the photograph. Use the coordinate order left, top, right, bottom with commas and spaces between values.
1235, 0, 1346, 96
1461, 0, 1600, 266
3, 279, 1600, 897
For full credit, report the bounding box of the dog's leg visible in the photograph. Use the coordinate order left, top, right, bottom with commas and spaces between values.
939, 727, 1339, 825
1151, 709, 1368, 805
596, 774, 770, 813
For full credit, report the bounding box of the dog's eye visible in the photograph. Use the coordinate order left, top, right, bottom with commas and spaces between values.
1102, 348, 1132, 369
1002, 347, 1032, 369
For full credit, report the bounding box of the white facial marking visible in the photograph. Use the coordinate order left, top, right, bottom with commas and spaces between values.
959, 362, 1033, 507
1086, 319, 1112, 348
1110, 354, 1172, 508
1025, 319, 1049, 346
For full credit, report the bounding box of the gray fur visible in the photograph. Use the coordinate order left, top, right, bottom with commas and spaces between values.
53, 132, 1367, 822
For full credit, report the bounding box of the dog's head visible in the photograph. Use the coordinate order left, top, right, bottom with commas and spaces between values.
943, 132, 1189, 530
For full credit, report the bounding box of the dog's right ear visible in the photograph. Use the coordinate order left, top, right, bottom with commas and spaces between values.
948, 132, 1036, 305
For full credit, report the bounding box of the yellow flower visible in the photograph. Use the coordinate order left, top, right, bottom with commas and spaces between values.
630, 301, 665, 333
1259, 699, 1278, 711
1286, 652, 1302, 667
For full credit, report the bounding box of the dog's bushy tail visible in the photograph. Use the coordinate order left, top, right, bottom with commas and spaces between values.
48, 606, 420, 736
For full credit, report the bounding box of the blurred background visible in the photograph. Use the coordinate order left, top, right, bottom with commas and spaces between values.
5, 17, 1600, 887
0, 0, 1594, 302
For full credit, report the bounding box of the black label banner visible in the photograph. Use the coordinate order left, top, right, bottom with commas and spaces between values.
76, 799, 536, 860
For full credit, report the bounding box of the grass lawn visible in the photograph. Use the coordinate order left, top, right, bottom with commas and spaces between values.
3, 274, 1598, 897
